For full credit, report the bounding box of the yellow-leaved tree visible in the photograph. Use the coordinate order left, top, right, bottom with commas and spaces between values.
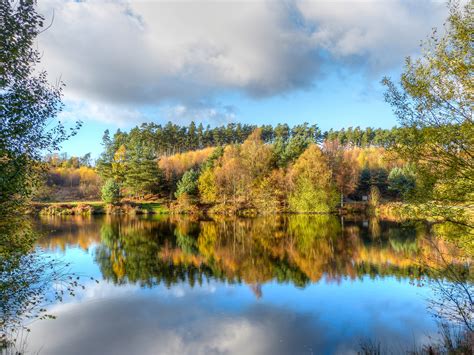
288, 145, 338, 213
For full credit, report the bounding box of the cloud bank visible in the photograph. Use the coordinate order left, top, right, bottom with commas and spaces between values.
36, 0, 448, 124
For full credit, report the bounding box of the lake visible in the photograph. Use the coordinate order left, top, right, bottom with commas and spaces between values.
3, 214, 471, 354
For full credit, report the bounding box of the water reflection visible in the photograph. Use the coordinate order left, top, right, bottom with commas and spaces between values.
0, 217, 85, 352
14, 215, 470, 354
36, 215, 470, 292
22, 281, 436, 355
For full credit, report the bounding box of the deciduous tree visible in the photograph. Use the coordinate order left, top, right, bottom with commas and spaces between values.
0, 0, 80, 214
288, 145, 338, 212
382, 0, 473, 225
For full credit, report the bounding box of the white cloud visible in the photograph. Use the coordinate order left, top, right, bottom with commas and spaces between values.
159, 102, 237, 126
59, 99, 148, 127
295, 0, 447, 72
35, 0, 449, 124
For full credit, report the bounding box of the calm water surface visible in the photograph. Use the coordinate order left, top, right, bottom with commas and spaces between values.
20, 215, 468, 354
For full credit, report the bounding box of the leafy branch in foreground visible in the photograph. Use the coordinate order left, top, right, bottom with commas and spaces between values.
0, 0, 80, 215
382, 0, 473, 227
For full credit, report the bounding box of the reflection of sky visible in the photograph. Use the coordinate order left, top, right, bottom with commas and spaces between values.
27, 244, 439, 354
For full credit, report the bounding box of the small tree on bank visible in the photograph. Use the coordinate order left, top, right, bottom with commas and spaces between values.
101, 179, 121, 204
175, 169, 199, 198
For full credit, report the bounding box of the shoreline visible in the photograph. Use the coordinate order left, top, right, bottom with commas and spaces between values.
29, 200, 474, 224
29, 200, 376, 218
30, 201, 170, 216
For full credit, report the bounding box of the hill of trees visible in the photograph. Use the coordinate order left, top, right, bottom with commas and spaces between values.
37, 123, 414, 214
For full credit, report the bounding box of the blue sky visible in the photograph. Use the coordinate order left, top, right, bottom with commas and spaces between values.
36, 0, 450, 158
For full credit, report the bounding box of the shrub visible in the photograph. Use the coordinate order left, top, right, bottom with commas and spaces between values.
101, 179, 121, 204
369, 185, 381, 207
171, 193, 200, 214
175, 169, 199, 198
388, 166, 416, 197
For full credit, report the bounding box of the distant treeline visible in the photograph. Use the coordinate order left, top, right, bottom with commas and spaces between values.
97, 121, 401, 159
37, 122, 411, 208
325, 126, 401, 148
60, 123, 418, 215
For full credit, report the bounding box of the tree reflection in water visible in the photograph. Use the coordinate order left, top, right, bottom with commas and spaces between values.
421, 222, 473, 353
65, 215, 470, 292
0, 217, 89, 353
91, 215, 474, 351
24, 215, 473, 352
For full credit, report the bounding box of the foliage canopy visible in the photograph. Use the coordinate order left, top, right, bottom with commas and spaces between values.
0, 1, 80, 215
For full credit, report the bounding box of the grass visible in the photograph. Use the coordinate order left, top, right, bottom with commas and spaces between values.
138, 202, 169, 214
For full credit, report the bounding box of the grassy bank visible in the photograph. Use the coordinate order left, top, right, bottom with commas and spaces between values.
376, 201, 474, 223
29, 199, 473, 222
34, 200, 367, 217
31, 200, 169, 216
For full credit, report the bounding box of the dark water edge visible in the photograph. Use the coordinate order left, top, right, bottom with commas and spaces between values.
1, 214, 472, 354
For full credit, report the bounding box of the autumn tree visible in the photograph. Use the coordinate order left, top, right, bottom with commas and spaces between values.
239, 129, 274, 205
159, 147, 215, 197
198, 147, 223, 204
288, 145, 338, 212
214, 145, 244, 207
211, 129, 274, 211
240, 129, 274, 180
198, 167, 218, 204
323, 140, 360, 206
111, 145, 127, 184
252, 169, 288, 212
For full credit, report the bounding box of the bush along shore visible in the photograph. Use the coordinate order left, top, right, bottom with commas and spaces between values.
32, 199, 388, 218
31, 199, 473, 226
33, 199, 368, 217
33, 201, 169, 216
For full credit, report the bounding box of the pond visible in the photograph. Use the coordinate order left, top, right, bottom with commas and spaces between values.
2, 215, 472, 354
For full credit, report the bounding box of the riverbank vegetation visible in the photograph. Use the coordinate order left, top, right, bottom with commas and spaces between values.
33, 201, 168, 216
34, 126, 412, 215
34, 119, 471, 221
